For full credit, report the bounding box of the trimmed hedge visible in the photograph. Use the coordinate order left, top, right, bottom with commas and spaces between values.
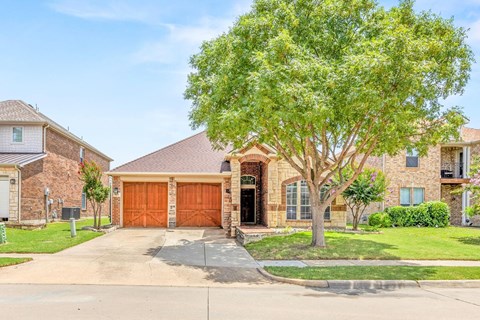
371, 201, 450, 228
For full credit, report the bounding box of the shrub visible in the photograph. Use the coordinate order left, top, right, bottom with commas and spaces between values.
368, 212, 392, 228
423, 201, 450, 227
385, 201, 450, 228
386, 206, 408, 227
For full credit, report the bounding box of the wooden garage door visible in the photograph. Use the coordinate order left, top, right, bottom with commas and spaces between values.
123, 182, 168, 227
176, 183, 222, 227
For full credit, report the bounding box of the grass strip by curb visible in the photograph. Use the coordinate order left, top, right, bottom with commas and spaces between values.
264, 266, 480, 281
0, 257, 32, 268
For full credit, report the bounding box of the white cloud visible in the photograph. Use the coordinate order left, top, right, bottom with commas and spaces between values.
132, 17, 233, 64
48, 0, 163, 25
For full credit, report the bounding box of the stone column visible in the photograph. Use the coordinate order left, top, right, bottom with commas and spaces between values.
168, 177, 177, 228
230, 159, 241, 236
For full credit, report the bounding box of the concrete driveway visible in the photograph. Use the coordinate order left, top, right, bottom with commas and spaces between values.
0, 228, 271, 287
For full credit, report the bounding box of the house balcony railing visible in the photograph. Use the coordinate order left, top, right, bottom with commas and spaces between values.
440, 162, 465, 179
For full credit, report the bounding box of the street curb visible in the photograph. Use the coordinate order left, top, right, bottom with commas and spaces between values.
257, 268, 480, 289
418, 280, 480, 288
257, 268, 329, 288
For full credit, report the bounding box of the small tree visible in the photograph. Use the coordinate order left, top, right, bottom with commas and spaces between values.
341, 169, 387, 230
79, 161, 110, 229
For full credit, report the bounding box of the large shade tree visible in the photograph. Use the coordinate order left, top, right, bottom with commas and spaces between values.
185, 0, 473, 247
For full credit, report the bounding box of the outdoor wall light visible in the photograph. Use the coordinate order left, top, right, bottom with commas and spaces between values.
226, 188, 231, 194
113, 187, 120, 196
9, 178, 16, 185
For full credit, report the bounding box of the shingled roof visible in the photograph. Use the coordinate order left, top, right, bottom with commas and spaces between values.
110, 131, 231, 174
0, 100, 112, 161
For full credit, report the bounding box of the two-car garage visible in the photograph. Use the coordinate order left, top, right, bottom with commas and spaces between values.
122, 182, 222, 228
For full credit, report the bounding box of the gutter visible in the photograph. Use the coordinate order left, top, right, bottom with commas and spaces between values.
107, 172, 232, 177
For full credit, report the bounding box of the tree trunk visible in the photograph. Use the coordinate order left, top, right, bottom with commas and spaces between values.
97, 204, 102, 230
309, 186, 329, 248
352, 207, 361, 231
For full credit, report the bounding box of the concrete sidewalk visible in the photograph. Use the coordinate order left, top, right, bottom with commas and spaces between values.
258, 259, 480, 267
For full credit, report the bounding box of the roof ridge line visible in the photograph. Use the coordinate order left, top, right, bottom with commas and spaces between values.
111, 130, 206, 171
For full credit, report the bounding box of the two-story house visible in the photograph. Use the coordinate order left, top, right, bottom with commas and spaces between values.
363, 126, 480, 226
0, 100, 112, 222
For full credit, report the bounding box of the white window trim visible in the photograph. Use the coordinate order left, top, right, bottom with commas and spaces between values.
11, 126, 24, 144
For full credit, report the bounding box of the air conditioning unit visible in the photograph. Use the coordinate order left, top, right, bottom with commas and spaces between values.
61, 207, 80, 220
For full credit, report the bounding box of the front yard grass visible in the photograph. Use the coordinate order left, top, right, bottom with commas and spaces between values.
265, 266, 480, 280
0, 219, 108, 254
246, 227, 480, 260
0, 257, 32, 268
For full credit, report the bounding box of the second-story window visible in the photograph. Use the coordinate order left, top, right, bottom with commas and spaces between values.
80, 147, 85, 163
12, 127, 23, 143
406, 149, 419, 167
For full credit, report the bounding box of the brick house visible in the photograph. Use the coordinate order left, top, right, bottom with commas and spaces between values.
360, 126, 480, 226
109, 132, 347, 236
0, 100, 112, 222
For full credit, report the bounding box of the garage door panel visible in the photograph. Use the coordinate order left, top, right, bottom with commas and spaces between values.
123, 182, 167, 228
177, 183, 222, 227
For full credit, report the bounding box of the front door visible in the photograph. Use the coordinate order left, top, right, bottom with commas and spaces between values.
241, 188, 256, 224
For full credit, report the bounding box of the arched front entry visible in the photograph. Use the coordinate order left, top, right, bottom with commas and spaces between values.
239, 154, 270, 226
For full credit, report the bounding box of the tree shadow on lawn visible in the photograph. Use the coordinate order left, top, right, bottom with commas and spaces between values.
453, 236, 480, 246
252, 234, 401, 260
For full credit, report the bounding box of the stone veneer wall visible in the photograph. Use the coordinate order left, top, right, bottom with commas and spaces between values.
20, 128, 110, 221
111, 176, 121, 225
230, 146, 347, 232
0, 167, 20, 221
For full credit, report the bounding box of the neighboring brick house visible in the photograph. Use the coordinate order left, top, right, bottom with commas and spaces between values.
108, 132, 347, 236
0, 100, 112, 222
358, 126, 480, 226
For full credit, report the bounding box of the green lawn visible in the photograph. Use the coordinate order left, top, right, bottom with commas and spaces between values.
0, 219, 107, 254
0, 257, 32, 268
265, 266, 480, 280
246, 227, 480, 260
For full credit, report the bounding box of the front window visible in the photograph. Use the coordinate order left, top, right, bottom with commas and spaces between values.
81, 192, 87, 210
400, 188, 411, 206
12, 127, 23, 143
241, 175, 256, 186
400, 187, 424, 206
286, 180, 329, 220
80, 147, 85, 163
413, 188, 424, 206
406, 149, 419, 167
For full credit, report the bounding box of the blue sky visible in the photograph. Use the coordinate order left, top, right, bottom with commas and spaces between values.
0, 0, 479, 167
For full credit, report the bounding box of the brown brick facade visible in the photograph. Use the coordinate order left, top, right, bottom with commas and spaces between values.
20, 128, 111, 221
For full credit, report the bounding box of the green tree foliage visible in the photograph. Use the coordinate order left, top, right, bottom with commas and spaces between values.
79, 161, 110, 229
342, 169, 387, 230
185, 0, 473, 247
